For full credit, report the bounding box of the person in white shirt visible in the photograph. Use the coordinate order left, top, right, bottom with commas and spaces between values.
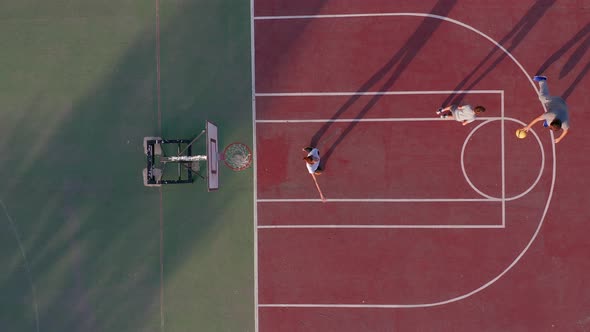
303, 147, 326, 202
437, 104, 486, 126
303, 147, 322, 175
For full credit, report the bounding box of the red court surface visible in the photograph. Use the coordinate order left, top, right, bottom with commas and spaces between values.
252, 1, 590, 331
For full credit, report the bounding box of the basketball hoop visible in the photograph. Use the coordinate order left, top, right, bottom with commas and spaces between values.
221, 142, 252, 171
142, 120, 220, 191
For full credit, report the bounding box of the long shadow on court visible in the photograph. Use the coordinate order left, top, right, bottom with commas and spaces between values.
562, 60, 590, 101
440, 0, 556, 107
536, 22, 590, 78
535, 22, 590, 101
310, 0, 457, 169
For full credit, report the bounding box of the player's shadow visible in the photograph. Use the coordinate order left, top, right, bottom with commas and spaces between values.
440, 0, 556, 107
310, 0, 458, 170
562, 60, 590, 101
536, 22, 590, 101
537, 22, 590, 78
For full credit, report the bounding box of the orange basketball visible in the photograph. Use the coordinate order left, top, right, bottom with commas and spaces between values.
515, 129, 527, 139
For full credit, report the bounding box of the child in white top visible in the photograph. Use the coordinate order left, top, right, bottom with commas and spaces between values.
437, 104, 486, 126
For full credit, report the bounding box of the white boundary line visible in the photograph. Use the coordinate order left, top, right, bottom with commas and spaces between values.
250, 0, 259, 330
254, 12, 555, 311
256, 116, 502, 123
0, 200, 40, 332
258, 199, 502, 229
255, 13, 449, 20
259, 224, 505, 229
258, 198, 501, 202
255, 90, 502, 97
501, 91, 506, 227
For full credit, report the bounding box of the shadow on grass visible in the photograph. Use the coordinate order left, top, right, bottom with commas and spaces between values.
0, 1, 254, 331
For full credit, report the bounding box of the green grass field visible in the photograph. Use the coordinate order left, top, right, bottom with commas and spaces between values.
0, 1, 253, 331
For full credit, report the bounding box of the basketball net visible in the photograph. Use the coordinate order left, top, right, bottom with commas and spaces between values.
221, 143, 252, 171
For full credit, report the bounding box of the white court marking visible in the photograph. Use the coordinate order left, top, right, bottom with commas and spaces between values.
257, 116, 545, 229
255, 90, 502, 96
249, 0, 259, 330
253, 12, 555, 311
257, 117, 500, 123
258, 224, 505, 229
461, 118, 545, 202
258, 198, 500, 202
0, 200, 40, 332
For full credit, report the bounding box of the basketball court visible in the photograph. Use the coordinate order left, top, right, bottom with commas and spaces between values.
1, 1, 588, 331
252, 1, 589, 331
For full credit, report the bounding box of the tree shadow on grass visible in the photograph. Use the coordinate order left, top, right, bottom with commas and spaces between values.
0, 1, 259, 331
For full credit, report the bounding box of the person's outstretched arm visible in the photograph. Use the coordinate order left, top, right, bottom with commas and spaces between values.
523, 115, 545, 131
554, 128, 568, 144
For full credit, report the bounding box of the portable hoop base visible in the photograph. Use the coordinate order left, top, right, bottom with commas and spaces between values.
142, 121, 220, 191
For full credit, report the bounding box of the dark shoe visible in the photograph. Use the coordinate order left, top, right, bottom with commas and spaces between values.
303, 147, 313, 152
533, 75, 547, 82
315, 165, 323, 175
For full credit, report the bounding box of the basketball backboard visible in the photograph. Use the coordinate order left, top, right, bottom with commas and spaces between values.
206, 121, 219, 191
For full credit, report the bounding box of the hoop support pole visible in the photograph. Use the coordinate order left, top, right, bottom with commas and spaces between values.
177, 129, 206, 157
161, 155, 207, 163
